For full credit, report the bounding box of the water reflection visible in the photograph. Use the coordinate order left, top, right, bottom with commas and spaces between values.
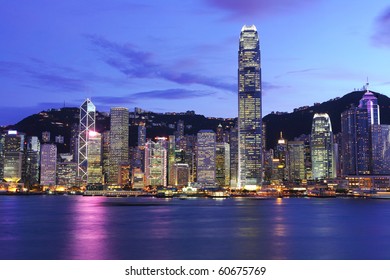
64, 197, 112, 259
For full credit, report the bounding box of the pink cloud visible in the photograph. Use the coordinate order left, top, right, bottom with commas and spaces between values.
205, 0, 317, 20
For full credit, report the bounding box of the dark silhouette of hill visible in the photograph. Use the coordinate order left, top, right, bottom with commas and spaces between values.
5, 90, 390, 153
263, 90, 390, 149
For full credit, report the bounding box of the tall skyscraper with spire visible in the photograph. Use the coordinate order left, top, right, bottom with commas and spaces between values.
238, 25, 262, 189
78, 98, 96, 184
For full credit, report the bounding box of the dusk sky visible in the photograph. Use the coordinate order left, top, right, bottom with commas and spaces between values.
1, 0, 390, 126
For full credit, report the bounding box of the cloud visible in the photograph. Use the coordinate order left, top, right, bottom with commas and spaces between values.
0, 60, 88, 92
372, 6, 390, 47
204, 0, 317, 20
85, 34, 235, 92
92, 89, 215, 105
130, 89, 215, 99
274, 68, 321, 79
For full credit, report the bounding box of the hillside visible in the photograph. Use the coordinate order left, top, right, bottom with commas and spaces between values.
4, 90, 390, 152
263, 90, 390, 149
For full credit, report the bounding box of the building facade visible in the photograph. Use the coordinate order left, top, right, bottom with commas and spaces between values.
196, 130, 216, 186
40, 143, 57, 186
78, 98, 96, 184
108, 107, 129, 185
311, 113, 335, 180
238, 25, 263, 189
144, 138, 167, 187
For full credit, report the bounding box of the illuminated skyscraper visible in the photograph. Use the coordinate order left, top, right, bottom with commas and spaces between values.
138, 123, 146, 148
216, 142, 230, 187
371, 124, 390, 174
196, 130, 216, 186
229, 125, 238, 188
87, 131, 102, 184
311, 113, 335, 179
40, 143, 57, 186
78, 98, 96, 184
238, 25, 262, 189
341, 88, 380, 176
144, 138, 167, 186
24, 136, 41, 186
3, 131, 24, 183
108, 107, 129, 185
287, 141, 305, 180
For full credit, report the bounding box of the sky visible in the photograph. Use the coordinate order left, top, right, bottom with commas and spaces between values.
1, 0, 390, 125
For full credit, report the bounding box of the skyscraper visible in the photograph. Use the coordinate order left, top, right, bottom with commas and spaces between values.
288, 141, 305, 181
229, 125, 239, 188
144, 138, 167, 187
371, 124, 390, 174
108, 107, 129, 185
196, 130, 216, 186
341, 88, 380, 176
311, 113, 335, 180
40, 143, 57, 186
87, 131, 102, 184
24, 136, 41, 186
78, 98, 96, 184
216, 142, 230, 187
238, 25, 262, 189
3, 131, 24, 183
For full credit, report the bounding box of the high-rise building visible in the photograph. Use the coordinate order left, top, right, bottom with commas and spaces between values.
101, 130, 110, 183
216, 142, 230, 187
229, 125, 239, 188
42, 131, 50, 143
69, 123, 79, 161
108, 107, 129, 185
168, 135, 176, 186
275, 132, 288, 181
78, 98, 96, 184
216, 124, 224, 143
171, 163, 190, 186
57, 154, 77, 187
87, 131, 102, 184
359, 86, 380, 125
287, 141, 305, 181
40, 143, 57, 186
196, 130, 216, 186
24, 136, 41, 186
144, 138, 167, 186
311, 113, 335, 180
238, 25, 262, 189
138, 123, 146, 148
3, 131, 24, 183
0, 133, 5, 181
371, 124, 390, 174
341, 88, 380, 176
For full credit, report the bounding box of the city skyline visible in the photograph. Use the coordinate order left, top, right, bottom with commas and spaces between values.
1, 0, 390, 126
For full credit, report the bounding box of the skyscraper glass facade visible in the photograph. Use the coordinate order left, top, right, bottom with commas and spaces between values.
238, 25, 262, 188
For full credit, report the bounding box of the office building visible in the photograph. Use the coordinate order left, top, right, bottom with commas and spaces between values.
311, 113, 335, 179
78, 98, 96, 184
238, 25, 263, 189
108, 107, 129, 185
196, 130, 216, 186
40, 143, 57, 186
144, 138, 167, 186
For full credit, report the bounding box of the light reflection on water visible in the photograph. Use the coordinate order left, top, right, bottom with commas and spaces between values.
1, 196, 390, 259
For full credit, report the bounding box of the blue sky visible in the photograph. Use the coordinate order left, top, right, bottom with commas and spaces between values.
1, 0, 390, 125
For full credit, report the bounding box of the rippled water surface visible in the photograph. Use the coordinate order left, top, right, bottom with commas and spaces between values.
1, 195, 390, 260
